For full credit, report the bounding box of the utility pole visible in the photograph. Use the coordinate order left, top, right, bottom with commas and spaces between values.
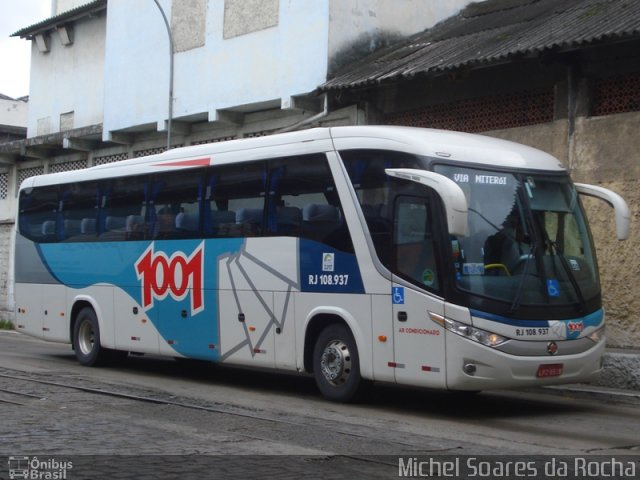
152, 0, 174, 150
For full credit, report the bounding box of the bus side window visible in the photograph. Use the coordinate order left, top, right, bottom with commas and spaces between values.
101, 176, 146, 241
152, 169, 202, 240
208, 210, 236, 237
275, 206, 302, 235
207, 161, 266, 238
340, 149, 425, 266
59, 181, 100, 242
302, 203, 340, 242
268, 154, 354, 253
126, 215, 146, 240
18, 185, 59, 243
393, 195, 440, 291
154, 207, 177, 239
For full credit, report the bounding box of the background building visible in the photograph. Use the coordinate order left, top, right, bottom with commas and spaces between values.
0, 94, 27, 143
0, 0, 471, 321
0, 93, 27, 320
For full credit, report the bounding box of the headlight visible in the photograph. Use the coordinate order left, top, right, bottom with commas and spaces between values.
587, 326, 605, 343
439, 316, 507, 347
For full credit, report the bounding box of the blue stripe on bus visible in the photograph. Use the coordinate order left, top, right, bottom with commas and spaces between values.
470, 308, 604, 330
470, 310, 550, 327
299, 239, 365, 294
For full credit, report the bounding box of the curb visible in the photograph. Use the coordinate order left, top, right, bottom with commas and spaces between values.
530, 350, 640, 405
542, 384, 640, 406
595, 350, 640, 391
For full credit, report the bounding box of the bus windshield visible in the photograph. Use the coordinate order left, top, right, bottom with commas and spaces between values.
435, 165, 600, 310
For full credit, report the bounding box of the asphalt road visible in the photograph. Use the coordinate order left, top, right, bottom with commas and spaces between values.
0, 330, 638, 479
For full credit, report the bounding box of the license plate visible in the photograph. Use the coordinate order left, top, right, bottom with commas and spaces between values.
536, 363, 563, 378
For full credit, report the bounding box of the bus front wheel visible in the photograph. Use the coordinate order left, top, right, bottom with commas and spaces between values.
312, 324, 362, 402
73, 307, 109, 367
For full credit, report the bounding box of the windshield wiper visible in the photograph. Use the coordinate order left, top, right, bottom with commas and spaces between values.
508, 241, 536, 314
468, 207, 501, 230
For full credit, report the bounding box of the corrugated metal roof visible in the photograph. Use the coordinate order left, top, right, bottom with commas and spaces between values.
321, 0, 640, 90
11, 0, 107, 39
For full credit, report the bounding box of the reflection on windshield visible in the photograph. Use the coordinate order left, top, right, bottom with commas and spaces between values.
435, 165, 599, 309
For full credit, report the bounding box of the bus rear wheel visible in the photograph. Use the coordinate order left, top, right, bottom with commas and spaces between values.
73, 307, 110, 366
312, 324, 362, 402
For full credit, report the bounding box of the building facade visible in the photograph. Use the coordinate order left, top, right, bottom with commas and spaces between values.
0, 94, 27, 143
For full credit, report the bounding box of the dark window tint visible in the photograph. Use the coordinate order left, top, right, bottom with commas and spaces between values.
269, 154, 354, 253
341, 149, 426, 266
19, 153, 354, 251
204, 161, 266, 237
153, 170, 202, 240
19, 185, 59, 242
60, 181, 99, 241
100, 176, 147, 241
393, 195, 440, 291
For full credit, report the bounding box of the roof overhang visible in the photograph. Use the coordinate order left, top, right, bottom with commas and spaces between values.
0, 124, 104, 164
11, 0, 107, 40
319, 0, 640, 92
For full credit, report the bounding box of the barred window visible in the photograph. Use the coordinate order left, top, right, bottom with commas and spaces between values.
0, 171, 8, 200
17, 166, 45, 192
49, 159, 87, 174
244, 130, 275, 138
134, 145, 184, 158
191, 136, 237, 146
385, 89, 554, 133
134, 147, 167, 158
94, 152, 129, 166
592, 72, 640, 117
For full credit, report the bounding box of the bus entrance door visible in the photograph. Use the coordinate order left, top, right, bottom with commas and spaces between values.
391, 284, 446, 388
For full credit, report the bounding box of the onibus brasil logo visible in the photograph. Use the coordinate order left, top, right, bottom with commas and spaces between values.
135, 242, 205, 316
8, 456, 73, 479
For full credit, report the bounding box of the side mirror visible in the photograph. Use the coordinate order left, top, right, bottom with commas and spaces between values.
385, 168, 468, 236
575, 183, 631, 241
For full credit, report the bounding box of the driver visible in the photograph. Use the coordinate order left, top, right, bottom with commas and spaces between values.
483, 211, 528, 273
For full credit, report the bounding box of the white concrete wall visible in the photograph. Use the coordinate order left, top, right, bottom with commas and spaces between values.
52, 0, 89, 15
26, 13, 105, 137
0, 224, 15, 321
103, 0, 475, 138
327, 0, 474, 69
103, 0, 331, 137
0, 97, 27, 127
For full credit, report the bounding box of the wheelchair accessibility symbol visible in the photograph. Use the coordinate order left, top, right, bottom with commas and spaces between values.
392, 287, 405, 304
547, 279, 560, 297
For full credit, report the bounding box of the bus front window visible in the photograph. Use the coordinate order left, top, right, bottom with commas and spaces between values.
435, 165, 600, 313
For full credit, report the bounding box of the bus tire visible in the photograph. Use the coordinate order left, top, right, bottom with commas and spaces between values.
72, 307, 109, 367
312, 324, 362, 402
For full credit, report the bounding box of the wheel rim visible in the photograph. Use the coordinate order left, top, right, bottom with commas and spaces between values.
77, 319, 96, 356
320, 339, 351, 386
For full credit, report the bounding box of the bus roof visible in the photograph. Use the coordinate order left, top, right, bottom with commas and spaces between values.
330, 126, 565, 172
19, 126, 565, 190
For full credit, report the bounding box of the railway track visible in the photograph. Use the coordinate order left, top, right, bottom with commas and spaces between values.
1, 332, 638, 462
0, 366, 456, 469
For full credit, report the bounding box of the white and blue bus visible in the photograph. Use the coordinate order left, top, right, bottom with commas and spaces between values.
14, 126, 630, 401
